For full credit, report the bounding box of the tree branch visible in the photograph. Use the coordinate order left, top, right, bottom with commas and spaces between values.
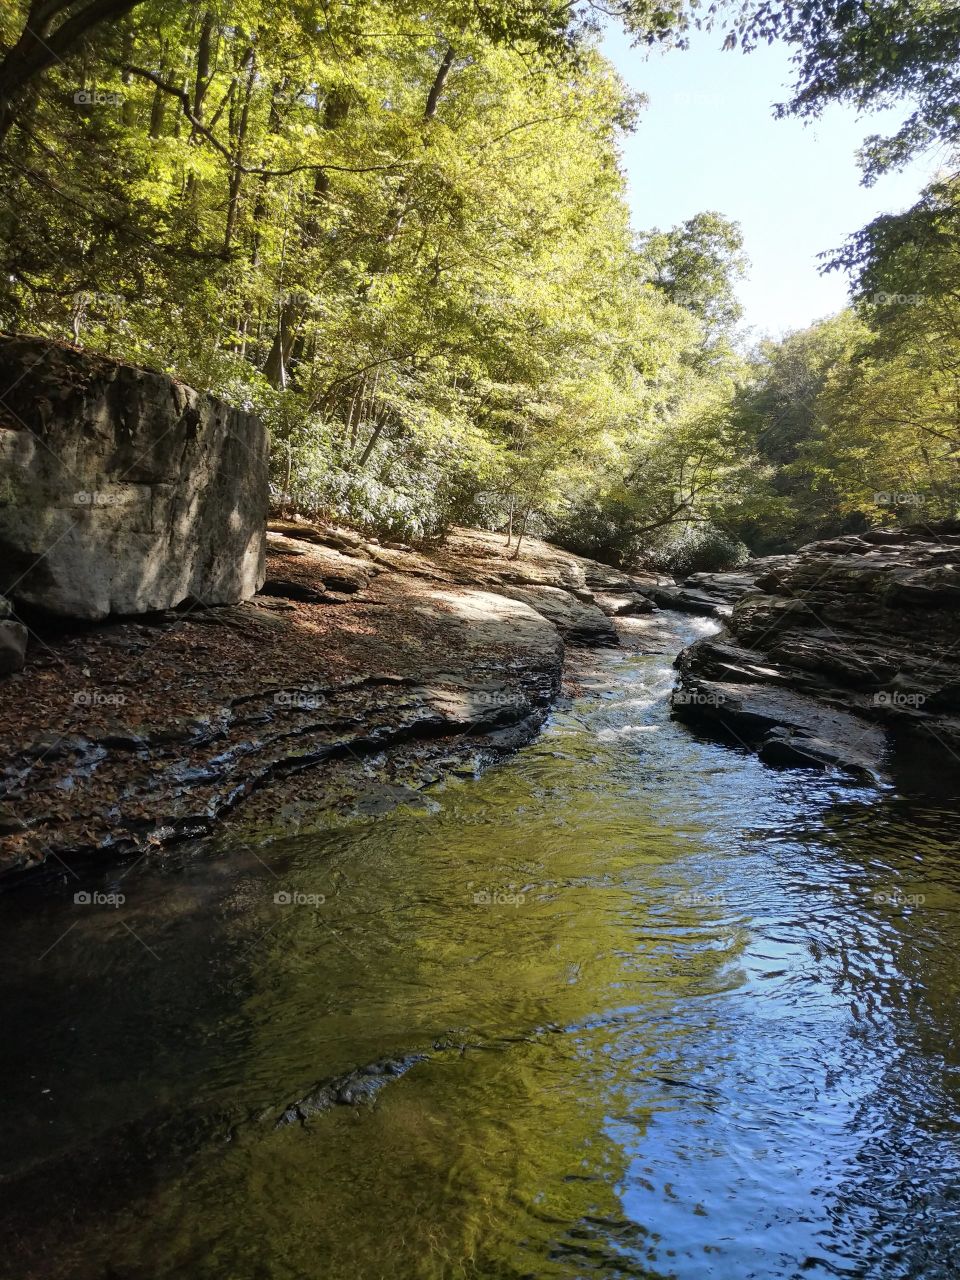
0, 0, 147, 143
123, 66, 407, 177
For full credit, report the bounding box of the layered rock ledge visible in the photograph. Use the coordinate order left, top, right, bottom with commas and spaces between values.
0, 526, 662, 885
672, 524, 960, 778
639, 556, 793, 618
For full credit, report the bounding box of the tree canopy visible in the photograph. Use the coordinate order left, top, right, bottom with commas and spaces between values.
1, 0, 957, 568
729, 0, 960, 180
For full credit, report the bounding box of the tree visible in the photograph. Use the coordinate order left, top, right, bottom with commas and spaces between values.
721, 313, 869, 550
0, 0, 755, 550
730, 0, 960, 180
0, 0, 151, 144
638, 210, 747, 337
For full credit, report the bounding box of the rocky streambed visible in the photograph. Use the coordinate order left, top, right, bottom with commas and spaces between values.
5, 515, 960, 886
671, 523, 960, 779
4, 575, 960, 1280
0, 526, 665, 884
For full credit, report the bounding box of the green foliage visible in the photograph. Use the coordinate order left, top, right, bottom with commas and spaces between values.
0, 0, 748, 556
731, 0, 960, 180
638, 211, 748, 338
646, 524, 750, 577
719, 182, 960, 549
721, 312, 869, 551
2, 0, 956, 573
549, 486, 653, 569
552, 344, 777, 565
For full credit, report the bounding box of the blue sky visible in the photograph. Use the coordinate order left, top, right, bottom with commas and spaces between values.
601, 26, 942, 339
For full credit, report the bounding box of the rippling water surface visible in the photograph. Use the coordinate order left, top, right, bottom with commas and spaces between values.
3, 613, 960, 1279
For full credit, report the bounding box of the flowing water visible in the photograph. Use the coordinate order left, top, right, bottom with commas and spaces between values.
3, 612, 960, 1280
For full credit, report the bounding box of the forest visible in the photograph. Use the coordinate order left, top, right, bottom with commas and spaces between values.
7, 7, 960, 1279
1, 0, 959, 572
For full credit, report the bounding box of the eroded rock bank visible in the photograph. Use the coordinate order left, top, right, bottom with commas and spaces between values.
0, 525, 663, 885
0, 335, 268, 620
672, 524, 960, 778
639, 557, 794, 618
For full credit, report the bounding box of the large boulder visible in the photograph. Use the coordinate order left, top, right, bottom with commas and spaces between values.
0, 335, 268, 619
0, 594, 26, 674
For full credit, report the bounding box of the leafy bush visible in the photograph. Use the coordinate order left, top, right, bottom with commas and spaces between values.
549, 491, 649, 568
267, 410, 494, 543
646, 525, 750, 578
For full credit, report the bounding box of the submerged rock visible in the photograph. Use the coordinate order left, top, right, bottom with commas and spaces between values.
275, 1054, 429, 1127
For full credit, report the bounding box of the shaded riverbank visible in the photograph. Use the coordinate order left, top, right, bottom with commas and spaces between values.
3, 607, 960, 1278
0, 527, 664, 884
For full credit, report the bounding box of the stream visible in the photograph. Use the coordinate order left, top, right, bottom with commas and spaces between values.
2, 610, 960, 1279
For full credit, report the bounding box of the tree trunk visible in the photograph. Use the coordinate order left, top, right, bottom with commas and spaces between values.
191, 11, 215, 126
148, 69, 169, 137
380, 44, 455, 249
283, 441, 293, 515
263, 301, 299, 389
510, 505, 533, 560
356, 419, 386, 470
424, 45, 455, 120
223, 47, 256, 253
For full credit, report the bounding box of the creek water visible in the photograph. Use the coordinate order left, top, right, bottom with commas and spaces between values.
2, 612, 960, 1279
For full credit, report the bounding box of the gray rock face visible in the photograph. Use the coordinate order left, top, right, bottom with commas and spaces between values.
672, 524, 960, 775
0, 598, 26, 673
641, 556, 795, 618
0, 336, 268, 619
490, 583, 619, 645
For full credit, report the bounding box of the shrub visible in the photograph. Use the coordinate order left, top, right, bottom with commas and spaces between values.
646, 524, 750, 578
549, 492, 649, 568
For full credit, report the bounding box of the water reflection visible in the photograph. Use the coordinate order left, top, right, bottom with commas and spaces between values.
2, 614, 960, 1277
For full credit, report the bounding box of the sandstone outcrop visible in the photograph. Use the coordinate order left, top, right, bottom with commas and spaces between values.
0, 335, 268, 620
0, 526, 660, 883
672, 524, 960, 776
640, 556, 794, 617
